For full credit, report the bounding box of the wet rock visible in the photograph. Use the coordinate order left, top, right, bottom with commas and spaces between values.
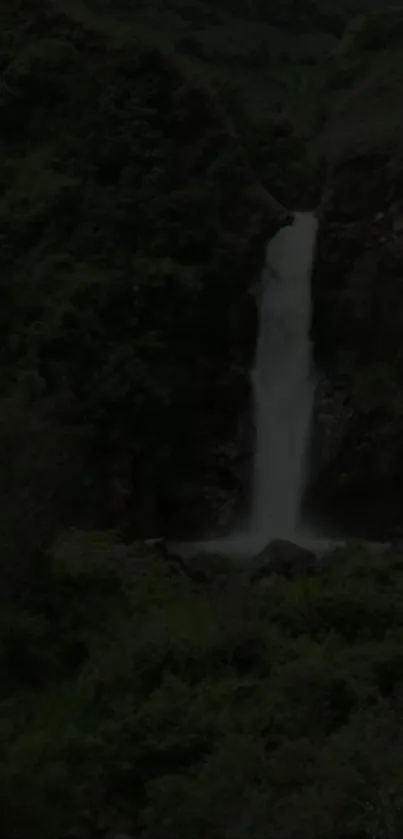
251, 539, 318, 580
310, 154, 403, 539
311, 378, 352, 477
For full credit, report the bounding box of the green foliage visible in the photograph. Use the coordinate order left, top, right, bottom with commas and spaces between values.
0, 0, 388, 550
0, 0, 284, 541
3, 540, 403, 836
315, 7, 403, 163
1, 1, 401, 836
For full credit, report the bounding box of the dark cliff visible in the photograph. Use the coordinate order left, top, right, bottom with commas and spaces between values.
309, 9, 403, 538
0, 0, 286, 550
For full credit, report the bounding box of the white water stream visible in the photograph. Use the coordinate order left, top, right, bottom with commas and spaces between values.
170, 210, 390, 559
172, 211, 339, 559
250, 211, 317, 543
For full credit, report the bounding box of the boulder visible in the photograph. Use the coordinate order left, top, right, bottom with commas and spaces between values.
251, 539, 318, 580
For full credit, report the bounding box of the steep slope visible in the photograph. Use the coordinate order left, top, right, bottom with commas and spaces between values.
0, 0, 286, 554
5, 4, 403, 839
309, 8, 403, 538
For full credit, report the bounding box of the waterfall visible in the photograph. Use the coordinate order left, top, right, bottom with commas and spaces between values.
170, 211, 319, 559
171, 210, 385, 559
250, 211, 318, 546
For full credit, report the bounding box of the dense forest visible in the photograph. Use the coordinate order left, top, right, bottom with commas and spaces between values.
3, 0, 403, 836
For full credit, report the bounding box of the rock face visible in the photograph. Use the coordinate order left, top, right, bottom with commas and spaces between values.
306, 8, 403, 541
251, 539, 318, 580
310, 156, 403, 539
0, 0, 287, 546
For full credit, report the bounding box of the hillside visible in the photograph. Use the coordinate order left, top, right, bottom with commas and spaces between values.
0, 0, 387, 554
5, 534, 403, 838
3, 0, 403, 837
0, 0, 292, 558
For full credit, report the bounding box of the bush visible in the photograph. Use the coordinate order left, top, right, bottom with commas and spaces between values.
3, 540, 403, 836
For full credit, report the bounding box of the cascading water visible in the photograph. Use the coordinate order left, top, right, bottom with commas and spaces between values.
250, 210, 318, 547
171, 211, 319, 558
171, 211, 387, 560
